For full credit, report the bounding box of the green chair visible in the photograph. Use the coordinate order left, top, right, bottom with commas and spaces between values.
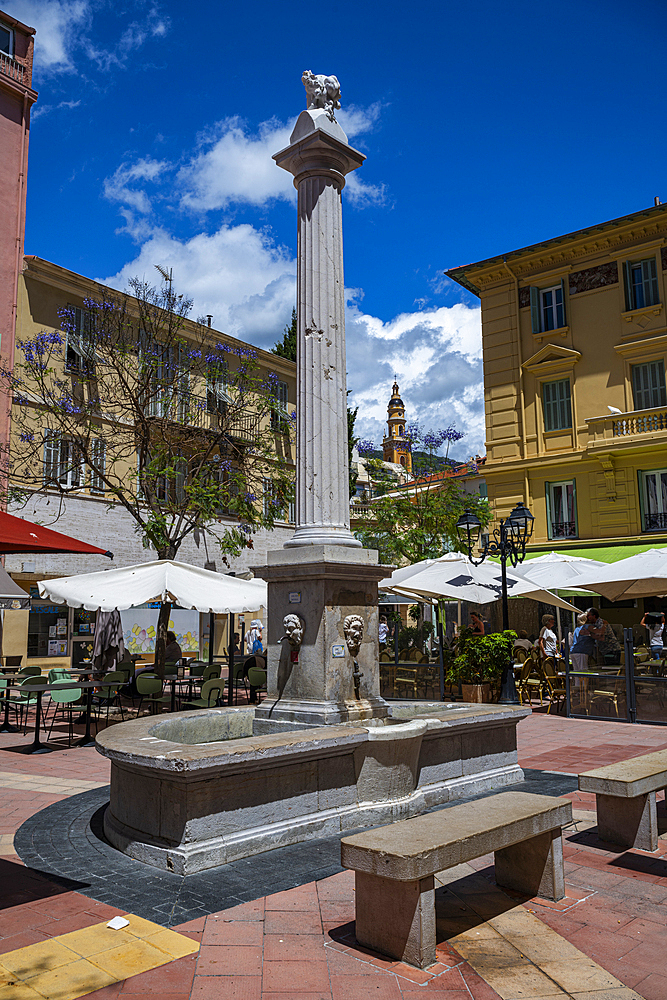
47, 673, 82, 746
92, 670, 126, 728
233, 661, 248, 703
246, 666, 266, 704
15, 675, 45, 733
183, 677, 226, 710
19, 665, 42, 677
136, 673, 169, 716
164, 661, 180, 677
202, 663, 221, 683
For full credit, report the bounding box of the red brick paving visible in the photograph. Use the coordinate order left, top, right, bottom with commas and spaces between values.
2, 712, 667, 997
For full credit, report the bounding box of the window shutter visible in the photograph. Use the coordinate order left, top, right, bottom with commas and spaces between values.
43, 430, 60, 485
645, 257, 659, 306
560, 278, 567, 327
529, 287, 540, 334
623, 261, 633, 310
545, 482, 553, 540
90, 439, 106, 493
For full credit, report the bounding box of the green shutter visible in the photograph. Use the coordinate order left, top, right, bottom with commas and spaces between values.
623, 260, 633, 310
530, 287, 540, 334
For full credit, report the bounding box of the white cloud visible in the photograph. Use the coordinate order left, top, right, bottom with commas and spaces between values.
345, 301, 485, 461
11, 0, 89, 74
12, 0, 169, 77
100, 223, 296, 349
103, 157, 170, 215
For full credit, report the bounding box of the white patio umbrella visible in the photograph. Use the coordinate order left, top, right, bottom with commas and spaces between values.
378, 552, 579, 612
511, 551, 607, 592
38, 559, 267, 613
574, 547, 667, 602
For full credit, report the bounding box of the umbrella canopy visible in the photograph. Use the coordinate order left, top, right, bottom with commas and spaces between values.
379, 552, 579, 612
510, 551, 607, 593
0, 564, 30, 609
0, 511, 112, 557
38, 559, 267, 613
574, 547, 667, 601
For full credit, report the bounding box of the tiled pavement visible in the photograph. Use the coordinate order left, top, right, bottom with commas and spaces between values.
0, 711, 666, 999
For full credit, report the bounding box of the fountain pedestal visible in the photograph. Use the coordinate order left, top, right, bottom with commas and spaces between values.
253, 546, 389, 733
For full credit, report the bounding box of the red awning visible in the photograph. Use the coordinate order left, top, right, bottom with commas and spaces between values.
0, 511, 113, 557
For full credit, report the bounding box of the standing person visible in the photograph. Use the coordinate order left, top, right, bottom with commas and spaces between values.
378, 615, 389, 648
538, 614, 559, 660
586, 608, 621, 664
469, 611, 485, 635
246, 620, 264, 655
570, 613, 595, 671
641, 611, 665, 657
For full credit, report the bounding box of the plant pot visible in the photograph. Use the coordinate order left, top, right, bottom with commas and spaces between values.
461, 683, 492, 704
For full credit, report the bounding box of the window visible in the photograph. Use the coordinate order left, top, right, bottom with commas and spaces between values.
547, 480, 577, 538
206, 360, 229, 414
274, 381, 288, 408
632, 361, 667, 411
43, 431, 83, 489
270, 380, 289, 430
542, 379, 572, 431
288, 493, 296, 524
65, 306, 95, 372
530, 280, 566, 334
89, 439, 106, 493
0, 22, 13, 55
263, 478, 274, 518
624, 257, 659, 311
641, 468, 667, 532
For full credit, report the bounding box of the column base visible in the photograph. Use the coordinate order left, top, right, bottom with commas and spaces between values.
253, 695, 389, 734
284, 525, 361, 548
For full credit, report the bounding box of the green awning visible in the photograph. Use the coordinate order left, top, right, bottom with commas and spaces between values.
524, 543, 667, 564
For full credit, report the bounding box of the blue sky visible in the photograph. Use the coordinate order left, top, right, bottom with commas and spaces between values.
11, 0, 667, 459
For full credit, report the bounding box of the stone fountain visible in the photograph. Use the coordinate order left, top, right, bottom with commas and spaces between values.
96, 73, 529, 874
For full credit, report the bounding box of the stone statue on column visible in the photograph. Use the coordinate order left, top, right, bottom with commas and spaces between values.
253, 73, 390, 733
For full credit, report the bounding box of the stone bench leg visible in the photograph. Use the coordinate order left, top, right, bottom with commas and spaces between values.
596, 791, 658, 852
354, 871, 436, 969
494, 829, 565, 901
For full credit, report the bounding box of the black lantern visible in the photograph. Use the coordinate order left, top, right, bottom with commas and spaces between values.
506, 502, 534, 544
456, 509, 482, 555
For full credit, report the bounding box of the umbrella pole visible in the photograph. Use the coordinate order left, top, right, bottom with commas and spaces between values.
556, 603, 562, 645
208, 612, 214, 665
437, 600, 445, 701
227, 612, 234, 706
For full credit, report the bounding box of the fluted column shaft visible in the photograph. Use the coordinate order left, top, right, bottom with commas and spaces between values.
274, 124, 364, 548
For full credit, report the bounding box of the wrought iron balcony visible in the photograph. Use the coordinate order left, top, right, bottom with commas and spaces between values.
644, 512, 667, 532
143, 393, 259, 442
587, 405, 667, 443
550, 520, 577, 538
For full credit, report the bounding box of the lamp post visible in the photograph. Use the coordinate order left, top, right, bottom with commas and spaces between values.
455, 502, 534, 704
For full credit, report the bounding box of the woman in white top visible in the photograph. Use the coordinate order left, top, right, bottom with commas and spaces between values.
538, 614, 559, 659
641, 612, 665, 657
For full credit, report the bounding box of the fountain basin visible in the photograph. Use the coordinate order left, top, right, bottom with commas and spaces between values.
96, 703, 530, 875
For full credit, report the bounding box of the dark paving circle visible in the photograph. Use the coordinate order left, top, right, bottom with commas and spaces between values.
14, 768, 577, 927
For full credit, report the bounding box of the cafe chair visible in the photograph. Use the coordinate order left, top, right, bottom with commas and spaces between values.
16, 675, 46, 733
47, 673, 82, 746
246, 666, 267, 704
394, 665, 419, 699
18, 665, 42, 677
4, 655, 22, 668
542, 657, 566, 714
92, 670, 126, 728
183, 677, 226, 710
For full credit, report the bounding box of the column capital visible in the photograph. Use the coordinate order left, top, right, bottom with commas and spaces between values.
274, 121, 365, 188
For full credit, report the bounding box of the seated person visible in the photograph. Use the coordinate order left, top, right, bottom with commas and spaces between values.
513, 630, 533, 652
165, 631, 182, 663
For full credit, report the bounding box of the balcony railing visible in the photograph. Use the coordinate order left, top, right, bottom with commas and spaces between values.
550, 520, 577, 538
645, 512, 667, 531
587, 405, 667, 443
143, 393, 259, 442
0, 52, 25, 84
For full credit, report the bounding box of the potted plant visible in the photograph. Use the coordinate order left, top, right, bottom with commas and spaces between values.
448, 627, 516, 703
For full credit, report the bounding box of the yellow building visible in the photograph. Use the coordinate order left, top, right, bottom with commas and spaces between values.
4, 256, 296, 668
382, 381, 412, 474
446, 201, 667, 586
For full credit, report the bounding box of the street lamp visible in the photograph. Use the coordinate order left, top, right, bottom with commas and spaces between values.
455, 502, 534, 704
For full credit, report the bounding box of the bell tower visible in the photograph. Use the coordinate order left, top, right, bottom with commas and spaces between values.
382, 381, 412, 473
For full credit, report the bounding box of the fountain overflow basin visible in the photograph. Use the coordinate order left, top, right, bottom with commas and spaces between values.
96, 703, 530, 875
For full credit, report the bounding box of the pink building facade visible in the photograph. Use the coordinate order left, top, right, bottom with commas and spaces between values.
0, 10, 37, 495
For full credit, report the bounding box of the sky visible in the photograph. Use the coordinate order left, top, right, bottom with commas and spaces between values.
10, 0, 667, 460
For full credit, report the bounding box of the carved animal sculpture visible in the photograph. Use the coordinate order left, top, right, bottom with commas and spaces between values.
301, 70, 341, 120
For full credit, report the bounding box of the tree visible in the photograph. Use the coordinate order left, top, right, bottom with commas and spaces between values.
271, 307, 297, 362
354, 424, 489, 565
3, 271, 295, 675
347, 399, 358, 498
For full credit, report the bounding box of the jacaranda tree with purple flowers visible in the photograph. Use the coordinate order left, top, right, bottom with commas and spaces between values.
2, 270, 295, 675
354, 422, 489, 565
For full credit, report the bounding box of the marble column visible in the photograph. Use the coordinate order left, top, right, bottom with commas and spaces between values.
253, 84, 390, 733
274, 109, 364, 547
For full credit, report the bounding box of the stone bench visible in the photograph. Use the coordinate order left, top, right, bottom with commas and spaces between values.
579, 749, 667, 852
340, 790, 572, 969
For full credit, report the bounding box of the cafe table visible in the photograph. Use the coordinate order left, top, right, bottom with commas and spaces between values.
2, 676, 112, 753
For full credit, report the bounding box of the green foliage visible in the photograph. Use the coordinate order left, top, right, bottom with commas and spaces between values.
347, 401, 359, 498
447, 627, 517, 685
5, 272, 295, 563
271, 307, 297, 362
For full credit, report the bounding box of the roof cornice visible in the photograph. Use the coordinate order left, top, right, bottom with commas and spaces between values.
446, 203, 667, 297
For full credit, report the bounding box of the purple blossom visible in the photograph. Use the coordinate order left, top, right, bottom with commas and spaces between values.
20, 431, 34, 443
357, 439, 375, 455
